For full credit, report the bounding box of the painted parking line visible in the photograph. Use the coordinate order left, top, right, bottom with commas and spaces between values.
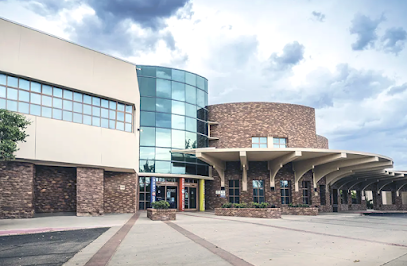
165, 221, 254, 266
85, 212, 140, 266
181, 213, 407, 248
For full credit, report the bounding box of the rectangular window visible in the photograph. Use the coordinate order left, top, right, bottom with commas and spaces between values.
228, 180, 240, 204
320, 185, 326, 205
0, 72, 133, 132
252, 137, 267, 148
138, 177, 151, 210
253, 180, 265, 203
302, 181, 311, 205
351, 190, 360, 204
340, 190, 348, 204
273, 137, 287, 148
280, 180, 291, 204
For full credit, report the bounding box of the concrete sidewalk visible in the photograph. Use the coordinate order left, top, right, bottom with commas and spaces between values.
2, 212, 407, 265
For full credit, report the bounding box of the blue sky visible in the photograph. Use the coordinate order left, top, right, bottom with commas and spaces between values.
1, 0, 407, 169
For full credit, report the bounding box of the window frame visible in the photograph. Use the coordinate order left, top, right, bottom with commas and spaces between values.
252, 137, 267, 148
253, 180, 265, 203
229, 180, 240, 204
302, 181, 311, 205
273, 137, 287, 148
280, 180, 291, 204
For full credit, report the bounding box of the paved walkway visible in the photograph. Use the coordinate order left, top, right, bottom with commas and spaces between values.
2, 212, 407, 265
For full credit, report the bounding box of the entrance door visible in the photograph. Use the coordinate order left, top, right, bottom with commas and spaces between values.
185, 187, 197, 210
166, 186, 178, 209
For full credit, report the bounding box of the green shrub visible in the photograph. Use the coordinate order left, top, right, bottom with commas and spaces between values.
221, 202, 233, 208
234, 203, 248, 208
152, 200, 170, 209
258, 202, 269, 208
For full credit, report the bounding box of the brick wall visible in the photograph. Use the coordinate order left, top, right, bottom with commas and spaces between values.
208, 102, 320, 149
34, 166, 76, 213
104, 172, 138, 213
0, 162, 35, 219
77, 167, 104, 216
316, 135, 329, 149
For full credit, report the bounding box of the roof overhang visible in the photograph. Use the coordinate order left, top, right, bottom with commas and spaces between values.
171, 148, 403, 191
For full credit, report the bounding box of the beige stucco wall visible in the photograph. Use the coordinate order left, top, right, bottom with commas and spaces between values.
0, 18, 140, 171
16, 115, 138, 171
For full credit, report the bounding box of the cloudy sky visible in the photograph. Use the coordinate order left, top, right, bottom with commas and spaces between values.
1, 0, 407, 169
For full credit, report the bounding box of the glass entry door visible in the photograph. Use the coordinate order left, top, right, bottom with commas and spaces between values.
156, 183, 178, 209
185, 187, 197, 210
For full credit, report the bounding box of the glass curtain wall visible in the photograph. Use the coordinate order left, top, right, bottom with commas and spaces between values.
137, 66, 209, 176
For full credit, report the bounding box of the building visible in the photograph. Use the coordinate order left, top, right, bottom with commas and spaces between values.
0, 18, 406, 219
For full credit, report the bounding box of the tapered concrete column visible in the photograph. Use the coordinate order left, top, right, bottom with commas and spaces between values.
77, 167, 104, 216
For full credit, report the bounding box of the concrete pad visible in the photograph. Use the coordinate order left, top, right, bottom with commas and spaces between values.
0, 213, 132, 236
108, 214, 231, 266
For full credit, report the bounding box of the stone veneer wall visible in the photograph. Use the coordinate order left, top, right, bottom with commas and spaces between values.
281, 207, 318, 215
316, 135, 329, 149
0, 162, 35, 219
147, 208, 176, 221
77, 167, 104, 216
104, 172, 138, 213
208, 102, 320, 149
215, 208, 281, 218
34, 166, 76, 213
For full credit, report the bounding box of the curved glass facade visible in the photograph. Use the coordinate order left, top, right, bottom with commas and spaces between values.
137, 65, 209, 176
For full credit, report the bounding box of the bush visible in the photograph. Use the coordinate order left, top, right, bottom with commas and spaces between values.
152, 200, 170, 209
258, 202, 269, 208
221, 202, 233, 208
234, 203, 248, 208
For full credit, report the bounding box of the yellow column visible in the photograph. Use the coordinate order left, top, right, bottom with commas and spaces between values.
199, 179, 205, 211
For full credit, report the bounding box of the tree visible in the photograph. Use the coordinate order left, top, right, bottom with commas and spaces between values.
0, 109, 31, 161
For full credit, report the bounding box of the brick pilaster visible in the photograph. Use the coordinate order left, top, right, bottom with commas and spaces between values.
77, 167, 104, 216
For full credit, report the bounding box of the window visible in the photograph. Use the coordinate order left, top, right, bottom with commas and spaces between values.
351, 190, 361, 204
253, 180, 265, 203
252, 137, 267, 148
139, 177, 151, 210
340, 190, 348, 204
273, 138, 287, 148
302, 181, 311, 205
381, 191, 394, 205
320, 185, 326, 205
280, 180, 291, 204
0, 73, 133, 132
229, 180, 240, 203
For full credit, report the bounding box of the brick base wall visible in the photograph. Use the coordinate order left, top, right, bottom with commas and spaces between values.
77, 168, 104, 216
34, 166, 76, 213
0, 162, 35, 219
215, 208, 281, 218
104, 172, 138, 213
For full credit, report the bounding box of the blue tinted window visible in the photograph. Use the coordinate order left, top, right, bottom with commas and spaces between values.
7, 88, 18, 100
125, 123, 132, 132
155, 161, 171, 174
186, 117, 197, 132
156, 113, 171, 128
156, 147, 171, 160
125, 113, 132, 123
42, 107, 52, 118
53, 87, 62, 97
19, 90, 29, 102
19, 79, 30, 90
139, 77, 156, 97
92, 117, 101, 127
197, 76, 204, 90
172, 115, 185, 130
156, 128, 171, 147
172, 81, 185, 101
101, 118, 108, 128
53, 108, 62, 120
83, 115, 91, 125
117, 111, 124, 121
117, 103, 125, 112
172, 129, 185, 149
186, 85, 196, 104
74, 92, 82, 102
156, 67, 171, 79
172, 69, 185, 82
42, 95, 52, 107
197, 89, 205, 107
18, 102, 29, 114
93, 106, 101, 117
7, 100, 17, 111
42, 85, 52, 95
0, 87, 4, 98
83, 104, 91, 115
109, 101, 116, 110
138, 66, 156, 77
140, 147, 155, 160
73, 113, 82, 123
156, 98, 171, 113
84, 95, 92, 104
92, 97, 100, 106
0, 74, 6, 85
0, 99, 4, 109
63, 100, 73, 111
31, 82, 41, 93
53, 98, 62, 109
64, 90, 73, 100
140, 97, 155, 111
101, 108, 109, 118
156, 79, 171, 98
63, 111, 73, 122
8, 76, 18, 87
101, 99, 109, 108
30, 104, 40, 116
30, 93, 41, 104
73, 102, 83, 113
172, 100, 185, 115
140, 127, 155, 146
141, 111, 155, 126
185, 72, 196, 86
